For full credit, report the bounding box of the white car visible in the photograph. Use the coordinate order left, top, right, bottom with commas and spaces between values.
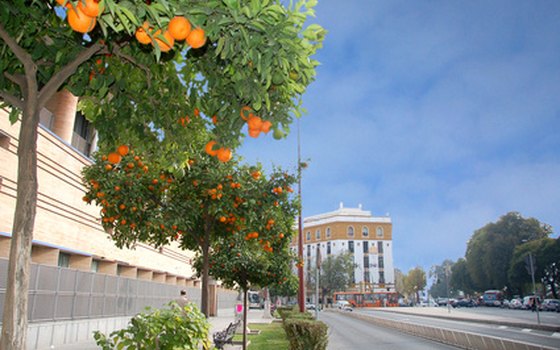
336, 300, 353, 311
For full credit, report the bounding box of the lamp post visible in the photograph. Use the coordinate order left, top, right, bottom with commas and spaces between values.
527, 251, 541, 325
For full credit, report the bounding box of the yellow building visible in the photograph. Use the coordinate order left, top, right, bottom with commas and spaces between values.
294, 203, 395, 294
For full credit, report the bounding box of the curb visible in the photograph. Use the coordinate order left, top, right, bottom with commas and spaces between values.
329, 309, 557, 350
371, 308, 560, 333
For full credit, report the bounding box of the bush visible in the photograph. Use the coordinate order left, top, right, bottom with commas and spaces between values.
94, 301, 210, 350
283, 318, 328, 350
277, 306, 297, 321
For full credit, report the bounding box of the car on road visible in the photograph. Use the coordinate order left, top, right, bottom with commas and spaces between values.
508, 298, 523, 309
436, 297, 449, 306
452, 298, 476, 308
540, 299, 560, 312
335, 300, 353, 311
305, 303, 316, 310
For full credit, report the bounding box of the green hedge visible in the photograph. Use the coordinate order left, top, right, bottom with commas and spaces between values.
282, 313, 328, 350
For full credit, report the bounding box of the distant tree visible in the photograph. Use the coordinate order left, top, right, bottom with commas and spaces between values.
450, 258, 475, 296
508, 237, 560, 296
404, 267, 426, 304
315, 252, 356, 303
465, 212, 552, 291
542, 262, 559, 299
394, 268, 405, 296
429, 259, 454, 298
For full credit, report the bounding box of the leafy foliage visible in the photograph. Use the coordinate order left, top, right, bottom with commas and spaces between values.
403, 267, 426, 303
94, 302, 210, 350
465, 212, 552, 291
283, 317, 328, 350
308, 252, 356, 301
428, 259, 454, 298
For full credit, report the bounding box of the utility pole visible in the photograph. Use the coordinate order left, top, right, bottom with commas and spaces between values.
297, 119, 305, 313
528, 252, 541, 325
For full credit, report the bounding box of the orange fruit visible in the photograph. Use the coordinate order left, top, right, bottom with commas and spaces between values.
117, 144, 129, 156
107, 152, 121, 164
247, 116, 263, 130
56, 0, 72, 8
152, 29, 174, 52
135, 22, 152, 45
67, 6, 97, 33
77, 0, 103, 17
168, 16, 192, 40
216, 147, 232, 163
248, 128, 261, 138
261, 120, 272, 133
104, 164, 112, 171
205, 140, 219, 156
186, 28, 206, 48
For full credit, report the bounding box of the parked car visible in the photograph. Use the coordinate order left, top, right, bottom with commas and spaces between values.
508, 298, 523, 309
452, 298, 476, 308
436, 297, 449, 306
522, 295, 542, 310
540, 299, 560, 312
305, 303, 316, 310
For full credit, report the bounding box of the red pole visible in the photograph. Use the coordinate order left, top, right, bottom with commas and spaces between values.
297, 119, 305, 313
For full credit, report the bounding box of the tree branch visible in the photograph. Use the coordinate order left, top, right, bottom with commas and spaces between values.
0, 91, 23, 110
0, 23, 34, 71
4, 72, 26, 89
112, 44, 152, 87
37, 42, 106, 108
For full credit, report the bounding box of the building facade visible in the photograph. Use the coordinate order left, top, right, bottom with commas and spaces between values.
295, 203, 395, 296
0, 91, 199, 286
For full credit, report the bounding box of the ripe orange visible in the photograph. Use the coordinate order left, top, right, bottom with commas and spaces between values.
247, 116, 263, 130
248, 128, 261, 138
117, 144, 129, 156
152, 29, 174, 52
135, 22, 152, 45
67, 6, 97, 33
104, 164, 112, 171
216, 147, 232, 163
77, 0, 103, 17
186, 28, 206, 49
107, 152, 122, 164
168, 16, 192, 41
261, 120, 272, 133
205, 140, 219, 156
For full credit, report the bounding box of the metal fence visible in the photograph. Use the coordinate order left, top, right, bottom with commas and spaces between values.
0, 258, 203, 323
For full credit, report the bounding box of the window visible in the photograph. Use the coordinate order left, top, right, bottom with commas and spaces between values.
377, 241, 384, 254
363, 270, 370, 283
376, 226, 384, 238
327, 242, 331, 255
326, 227, 331, 238
347, 226, 354, 237
91, 260, 99, 272
363, 241, 369, 253
363, 255, 370, 268
58, 252, 70, 268
315, 229, 321, 240
379, 271, 385, 284
0, 130, 9, 150
362, 226, 369, 237
348, 241, 354, 253
72, 112, 94, 156
378, 256, 384, 269
307, 245, 311, 256
117, 265, 123, 276
306, 231, 311, 241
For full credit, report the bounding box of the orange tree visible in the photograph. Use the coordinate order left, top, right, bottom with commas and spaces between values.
82, 145, 299, 318
0, 0, 324, 347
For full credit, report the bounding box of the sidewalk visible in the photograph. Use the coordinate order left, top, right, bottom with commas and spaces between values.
46, 307, 273, 350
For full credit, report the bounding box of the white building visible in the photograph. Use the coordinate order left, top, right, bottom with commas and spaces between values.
294, 203, 395, 296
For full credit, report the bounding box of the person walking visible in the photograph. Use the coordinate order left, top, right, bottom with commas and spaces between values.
176, 289, 189, 309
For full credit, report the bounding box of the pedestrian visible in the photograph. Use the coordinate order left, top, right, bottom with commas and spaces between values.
176, 289, 189, 309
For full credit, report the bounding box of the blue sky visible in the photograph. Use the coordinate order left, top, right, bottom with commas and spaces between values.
239, 0, 560, 273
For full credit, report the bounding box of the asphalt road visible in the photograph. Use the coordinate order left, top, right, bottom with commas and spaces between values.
318, 311, 461, 350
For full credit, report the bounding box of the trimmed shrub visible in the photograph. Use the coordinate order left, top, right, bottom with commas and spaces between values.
283, 317, 328, 350
277, 306, 297, 321
94, 301, 210, 350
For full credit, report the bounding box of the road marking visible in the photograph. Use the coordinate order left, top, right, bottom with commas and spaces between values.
498, 326, 508, 329
552, 332, 560, 338
521, 329, 532, 332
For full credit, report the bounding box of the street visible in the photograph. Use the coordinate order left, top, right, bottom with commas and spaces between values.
319, 311, 460, 350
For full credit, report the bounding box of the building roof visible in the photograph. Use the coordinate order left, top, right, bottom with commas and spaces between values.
304, 202, 391, 227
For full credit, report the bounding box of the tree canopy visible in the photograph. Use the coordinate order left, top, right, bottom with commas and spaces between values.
0, 0, 325, 347
465, 212, 552, 292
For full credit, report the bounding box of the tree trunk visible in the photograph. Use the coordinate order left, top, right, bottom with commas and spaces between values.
1, 106, 40, 349
200, 225, 210, 317
242, 288, 248, 350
